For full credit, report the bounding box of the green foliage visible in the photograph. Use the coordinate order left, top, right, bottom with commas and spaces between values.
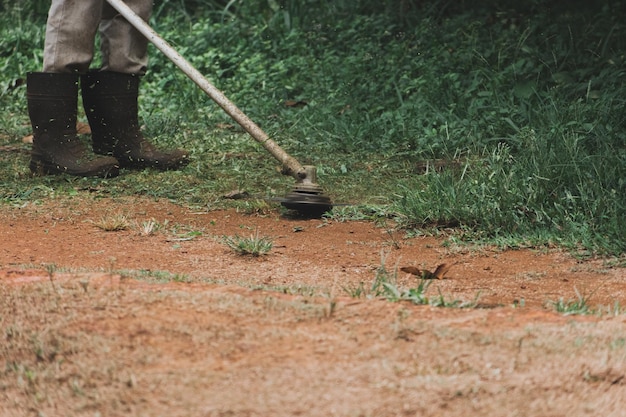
0, 1, 624, 255
547, 287, 623, 316
362, 252, 434, 304
221, 230, 274, 256
550, 296, 592, 316
394, 129, 626, 254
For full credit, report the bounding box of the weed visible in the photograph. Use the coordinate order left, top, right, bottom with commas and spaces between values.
167, 229, 203, 242
121, 269, 193, 283
235, 199, 275, 216
599, 301, 625, 317
45, 263, 59, 296
137, 218, 162, 236
343, 281, 367, 298
324, 298, 338, 319
370, 250, 400, 298
375, 217, 403, 250
222, 229, 273, 256
354, 250, 477, 307
90, 214, 130, 232
548, 287, 601, 316
550, 296, 591, 316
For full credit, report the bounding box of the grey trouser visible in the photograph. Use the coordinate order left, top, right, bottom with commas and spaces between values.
43, 0, 152, 74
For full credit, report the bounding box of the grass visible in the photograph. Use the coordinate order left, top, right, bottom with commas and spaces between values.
121, 269, 194, 283
90, 213, 131, 232
221, 229, 274, 256
547, 286, 624, 316
138, 218, 162, 236
0, 1, 624, 256
344, 250, 479, 308
551, 295, 593, 316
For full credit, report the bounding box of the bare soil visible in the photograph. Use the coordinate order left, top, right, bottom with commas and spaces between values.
1, 197, 625, 417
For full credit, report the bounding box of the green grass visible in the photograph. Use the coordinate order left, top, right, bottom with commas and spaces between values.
0, 1, 624, 255
221, 230, 274, 256
547, 286, 625, 316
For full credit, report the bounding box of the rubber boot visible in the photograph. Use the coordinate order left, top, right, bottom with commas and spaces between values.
27, 72, 120, 177
81, 71, 189, 170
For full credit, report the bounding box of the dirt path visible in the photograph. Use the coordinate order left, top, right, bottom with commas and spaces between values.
1, 197, 625, 416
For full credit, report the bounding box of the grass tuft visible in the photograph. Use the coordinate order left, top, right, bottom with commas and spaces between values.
221, 229, 273, 256
90, 214, 131, 232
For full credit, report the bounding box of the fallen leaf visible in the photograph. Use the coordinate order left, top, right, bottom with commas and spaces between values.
432, 263, 453, 279
399, 266, 423, 275
76, 122, 91, 135
222, 190, 250, 200
284, 100, 308, 108
400, 263, 453, 279
216, 122, 236, 130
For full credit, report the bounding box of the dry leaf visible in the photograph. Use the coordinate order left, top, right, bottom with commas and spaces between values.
76, 122, 91, 135
432, 263, 453, 279
222, 190, 250, 200
284, 100, 308, 108
400, 263, 453, 279
216, 122, 236, 130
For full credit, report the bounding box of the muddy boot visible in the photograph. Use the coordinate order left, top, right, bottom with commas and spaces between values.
27, 72, 120, 177
81, 71, 189, 170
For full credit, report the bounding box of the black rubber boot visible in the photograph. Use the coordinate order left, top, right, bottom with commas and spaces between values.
81, 71, 189, 170
27, 72, 120, 177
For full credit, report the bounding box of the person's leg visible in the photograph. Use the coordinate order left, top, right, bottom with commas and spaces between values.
28, 0, 119, 177
27, 72, 119, 177
43, 0, 103, 73
99, 0, 151, 74
83, 0, 189, 170
81, 71, 190, 170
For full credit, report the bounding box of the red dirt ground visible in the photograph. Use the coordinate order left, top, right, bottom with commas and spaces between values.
1, 197, 625, 416
2, 197, 623, 308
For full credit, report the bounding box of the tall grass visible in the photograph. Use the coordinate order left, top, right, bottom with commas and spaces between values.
395, 131, 625, 254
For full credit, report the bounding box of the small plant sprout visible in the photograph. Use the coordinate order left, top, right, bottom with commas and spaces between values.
548, 286, 601, 315
92, 213, 130, 232
222, 229, 273, 256
139, 218, 160, 236
45, 263, 60, 295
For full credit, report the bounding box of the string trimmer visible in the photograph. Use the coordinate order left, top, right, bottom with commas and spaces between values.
105, 0, 333, 217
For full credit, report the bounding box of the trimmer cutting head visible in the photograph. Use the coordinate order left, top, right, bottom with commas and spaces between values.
280, 165, 333, 217
281, 188, 333, 217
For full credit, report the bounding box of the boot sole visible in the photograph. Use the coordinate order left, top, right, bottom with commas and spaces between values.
99, 153, 190, 171
30, 159, 120, 178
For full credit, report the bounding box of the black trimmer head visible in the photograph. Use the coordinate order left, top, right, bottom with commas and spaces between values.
280, 166, 333, 217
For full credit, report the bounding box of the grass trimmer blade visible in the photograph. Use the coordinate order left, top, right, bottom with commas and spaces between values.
278, 165, 333, 217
